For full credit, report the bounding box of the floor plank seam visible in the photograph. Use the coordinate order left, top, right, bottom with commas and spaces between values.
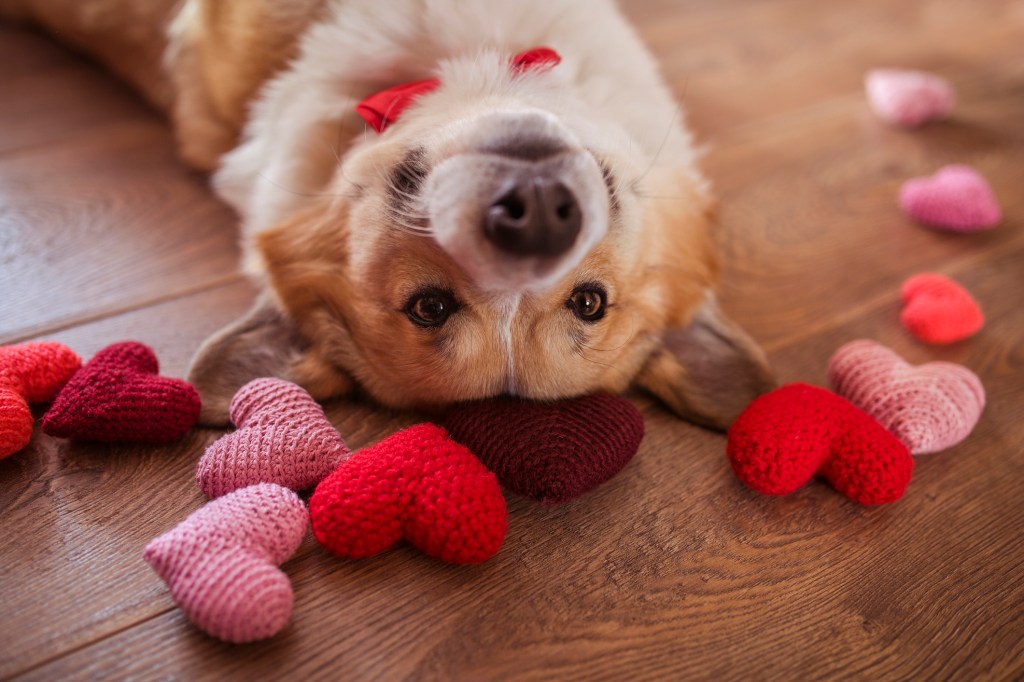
2, 273, 248, 346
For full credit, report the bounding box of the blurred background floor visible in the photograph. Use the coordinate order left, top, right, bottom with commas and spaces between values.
1, 0, 1022, 679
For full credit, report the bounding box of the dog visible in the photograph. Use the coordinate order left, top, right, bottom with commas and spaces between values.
2, 0, 774, 428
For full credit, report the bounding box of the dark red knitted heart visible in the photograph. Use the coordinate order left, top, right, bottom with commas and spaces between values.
42, 341, 201, 443
444, 394, 644, 504
727, 383, 913, 505
310, 423, 507, 564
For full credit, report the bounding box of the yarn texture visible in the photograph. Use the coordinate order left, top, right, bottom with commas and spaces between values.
445, 394, 644, 503
727, 383, 914, 505
900, 273, 984, 345
828, 340, 985, 455
197, 378, 350, 499
864, 68, 955, 127
899, 164, 1001, 232
143, 483, 308, 644
310, 423, 507, 564
0, 342, 81, 458
42, 341, 201, 443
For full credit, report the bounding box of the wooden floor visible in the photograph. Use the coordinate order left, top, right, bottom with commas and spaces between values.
2, 1, 1022, 679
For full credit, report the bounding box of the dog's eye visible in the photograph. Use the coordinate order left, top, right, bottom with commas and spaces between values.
567, 285, 607, 322
405, 289, 459, 328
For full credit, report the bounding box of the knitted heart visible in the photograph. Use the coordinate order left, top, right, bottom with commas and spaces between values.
727, 383, 913, 505
196, 378, 350, 499
144, 483, 308, 643
444, 394, 644, 504
900, 273, 984, 344
899, 165, 1002, 232
0, 342, 81, 458
310, 423, 507, 564
864, 68, 955, 127
828, 340, 985, 455
42, 341, 201, 443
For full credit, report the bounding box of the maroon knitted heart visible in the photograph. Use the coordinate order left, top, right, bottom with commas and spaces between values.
42, 341, 201, 443
444, 394, 644, 504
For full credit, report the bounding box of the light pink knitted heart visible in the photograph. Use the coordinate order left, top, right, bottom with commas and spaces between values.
901, 273, 984, 345
143, 483, 308, 643
196, 378, 350, 499
899, 165, 1002, 232
828, 340, 985, 455
865, 68, 955, 127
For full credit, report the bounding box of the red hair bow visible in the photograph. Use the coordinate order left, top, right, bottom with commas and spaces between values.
355, 47, 561, 133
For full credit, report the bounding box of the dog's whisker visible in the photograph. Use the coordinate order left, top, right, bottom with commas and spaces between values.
256, 172, 361, 200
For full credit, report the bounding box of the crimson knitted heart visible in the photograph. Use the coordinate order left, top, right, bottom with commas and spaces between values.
310, 423, 507, 564
900, 273, 984, 345
828, 340, 985, 455
727, 383, 913, 505
0, 341, 82, 458
444, 394, 644, 504
42, 341, 201, 443
144, 483, 308, 643
196, 378, 350, 499
864, 68, 955, 127
899, 164, 1002, 232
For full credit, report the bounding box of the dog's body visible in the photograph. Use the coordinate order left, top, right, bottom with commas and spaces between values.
3, 0, 773, 427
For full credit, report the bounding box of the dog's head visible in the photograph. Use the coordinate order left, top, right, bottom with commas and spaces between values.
190, 50, 773, 428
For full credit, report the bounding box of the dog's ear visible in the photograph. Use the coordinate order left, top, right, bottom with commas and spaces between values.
634, 295, 775, 430
188, 200, 357, 425
186, 294, 354, 425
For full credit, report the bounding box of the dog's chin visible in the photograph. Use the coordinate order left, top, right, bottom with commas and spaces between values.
424, 150, 610, 293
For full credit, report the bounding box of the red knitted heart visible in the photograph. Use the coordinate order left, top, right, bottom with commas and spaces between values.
196, 378, 350, 499
828, 340, 985, 455
900, 273, 984, 345
0, 342, 82, 458
898, 164, 1001, 232
727, 383, 914, 505
310, 424, 507, 564
42, 341, 201, 443
444, 394, 644, 504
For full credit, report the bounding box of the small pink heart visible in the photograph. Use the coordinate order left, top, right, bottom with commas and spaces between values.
899, 165, 1002, 232
828, 340, 985, 455
143, 483, 308, 643
900, 273, 984, 345
865, 68, 955, 127
196, 378, 350, 499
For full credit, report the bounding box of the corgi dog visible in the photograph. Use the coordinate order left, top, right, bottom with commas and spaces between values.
2, 0, 774, 428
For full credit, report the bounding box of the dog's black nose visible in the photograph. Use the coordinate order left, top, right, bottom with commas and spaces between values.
484, 179, 582, 257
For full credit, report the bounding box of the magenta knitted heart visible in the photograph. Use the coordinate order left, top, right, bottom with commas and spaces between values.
864, 68, 955, 127
900, 273, 984, 345
143, 483, 308, 643
444, 394, 644, 504
828, 340, 985, 455
42, 341, 201, 443
196, 378, 350, 499
899, 165, 1002, 232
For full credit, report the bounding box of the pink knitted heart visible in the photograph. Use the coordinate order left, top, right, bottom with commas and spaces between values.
196, 378, 350, 499
899, 165, 1002, 232
828, 340, 985, 455
143, 483, 308, 643
865, 68, 955, 127
900, 273, 984, 344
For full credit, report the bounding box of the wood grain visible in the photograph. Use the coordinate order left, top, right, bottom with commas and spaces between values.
1, 0, 1023, 679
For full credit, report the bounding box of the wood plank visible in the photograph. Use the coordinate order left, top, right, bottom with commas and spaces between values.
623, 0, 1024, 139
0, 26, 157, 155
14, 243, 1024, 680
704, 94, 1023, 352
0, 121, 243, 343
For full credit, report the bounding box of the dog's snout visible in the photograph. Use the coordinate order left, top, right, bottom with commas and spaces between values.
485, 179, 582, 257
